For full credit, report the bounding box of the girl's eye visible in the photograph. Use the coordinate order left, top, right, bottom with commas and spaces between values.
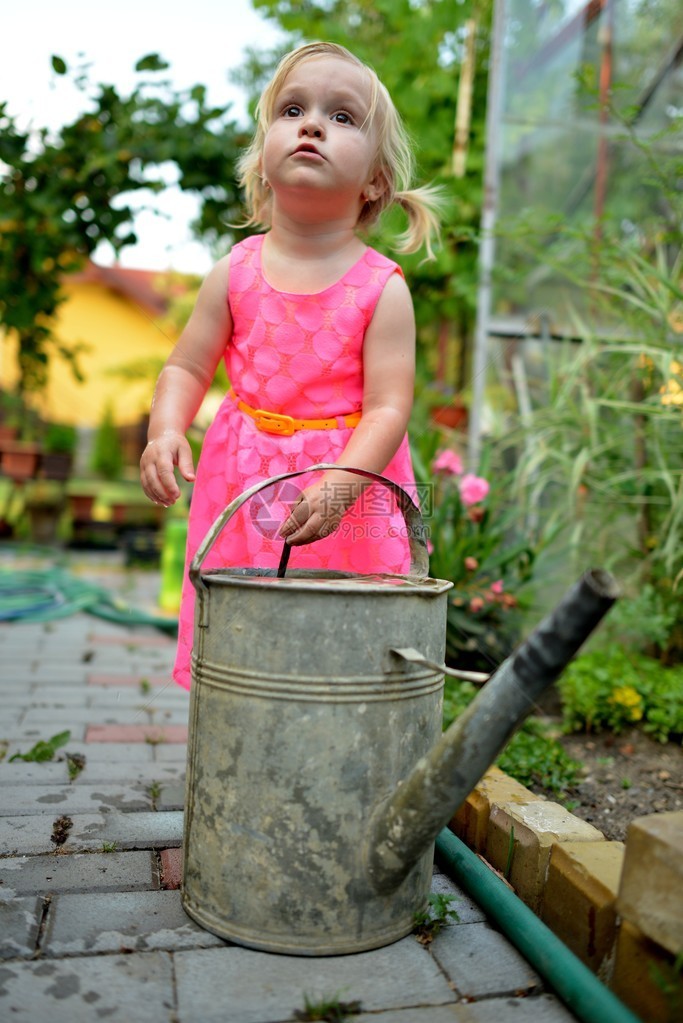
283, 105, 302, 118
332, 111, 353, 124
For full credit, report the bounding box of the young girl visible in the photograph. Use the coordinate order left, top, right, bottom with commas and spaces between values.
140, 41, 444, 690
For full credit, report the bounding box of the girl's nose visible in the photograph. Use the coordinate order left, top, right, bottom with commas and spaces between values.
299, 116, 324, 139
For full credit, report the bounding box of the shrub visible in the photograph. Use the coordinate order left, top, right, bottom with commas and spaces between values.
558, 648, 683, 743
91, 404, 124, 480
410, 430, 550, 673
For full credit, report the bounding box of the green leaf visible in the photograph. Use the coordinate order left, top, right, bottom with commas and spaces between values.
9, 730, 71, 763
134, 53, 170, 72
51, 55, 68, 75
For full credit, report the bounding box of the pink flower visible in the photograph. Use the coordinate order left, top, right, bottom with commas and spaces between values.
469, 596, 485, 613
432, 449, 463, 477
427, 539, 434, 555
459, 473, 490, 507
491, 580, 504, 594
464, 556, 478, 572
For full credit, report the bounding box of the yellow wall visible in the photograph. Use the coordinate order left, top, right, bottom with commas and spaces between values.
1, 279, 177, 428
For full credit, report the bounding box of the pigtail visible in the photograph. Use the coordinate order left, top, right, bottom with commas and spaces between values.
357, 74, 447, 262
394, 185, 447, 261
236, 140, 271, 230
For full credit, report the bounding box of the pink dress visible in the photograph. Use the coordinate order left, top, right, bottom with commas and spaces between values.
173, 234, 417, 689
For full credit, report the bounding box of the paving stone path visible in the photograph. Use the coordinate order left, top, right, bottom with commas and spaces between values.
0, 553, 580, 1022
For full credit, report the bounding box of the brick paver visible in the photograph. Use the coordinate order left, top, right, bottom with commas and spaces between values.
43, 890, 225, 956
0, 951, 175, 1022
0, 550, 586, 1023
87, 673, 174, 687
89, 632, 176, 648
173, 941, 458, 1023
85, 724, 189, 743
159, 848, 184, 890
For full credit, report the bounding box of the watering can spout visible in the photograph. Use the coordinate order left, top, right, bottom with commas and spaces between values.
365, 568, 620, 895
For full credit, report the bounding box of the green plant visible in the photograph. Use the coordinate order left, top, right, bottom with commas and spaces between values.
293, 993, 362, 1022
558, 648, 683, 742
496, 102, 683, 664
598, 584, 679, 660
443, 677, 582, 796
65, 752, 86, 781
442, 677, 478, 729
497, 723, 582, 797
504, 827, 516, 880
43, 422, 77, 455
413, 892, 460, 944
650, 949, 683, 1023
91, 404, 124, 480
9, 730, 71, 762
139, 678, 152, 695
411, 431, 549, 672
101, 841, 118, 853
0, 391, 41, 441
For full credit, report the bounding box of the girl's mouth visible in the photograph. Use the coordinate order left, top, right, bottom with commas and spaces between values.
293, 143, 323, 158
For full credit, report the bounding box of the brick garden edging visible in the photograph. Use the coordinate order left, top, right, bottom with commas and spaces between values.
449, 766, 683, 1023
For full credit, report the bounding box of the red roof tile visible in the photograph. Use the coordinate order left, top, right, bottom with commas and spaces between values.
70, 262, 194, 315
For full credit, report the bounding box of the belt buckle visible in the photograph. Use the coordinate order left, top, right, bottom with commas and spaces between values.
254, 409, 296, 436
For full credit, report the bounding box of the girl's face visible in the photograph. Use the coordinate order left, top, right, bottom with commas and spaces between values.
261, 56, 385, 222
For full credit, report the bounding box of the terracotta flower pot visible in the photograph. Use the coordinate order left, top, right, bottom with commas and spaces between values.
0, 442, 41, 482
68, 493, 96, 521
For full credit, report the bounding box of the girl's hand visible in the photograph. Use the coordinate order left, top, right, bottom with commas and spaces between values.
278, 475, 359, 546
140, 431, 196, 507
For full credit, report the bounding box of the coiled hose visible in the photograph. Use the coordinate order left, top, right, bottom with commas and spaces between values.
0, 564, 177, 634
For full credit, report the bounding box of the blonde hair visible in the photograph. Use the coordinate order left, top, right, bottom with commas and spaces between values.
237, 41, 445, 260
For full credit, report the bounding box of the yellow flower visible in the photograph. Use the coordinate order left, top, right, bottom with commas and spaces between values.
609, 686, 644, 722
660, 360, 683, 407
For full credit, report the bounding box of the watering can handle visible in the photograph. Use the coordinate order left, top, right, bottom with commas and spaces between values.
390, 648, 489, 684
189, 463, 430, 590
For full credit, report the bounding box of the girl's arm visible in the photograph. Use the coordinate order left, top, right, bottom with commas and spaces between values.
140, 257, 232, 506
279, 271, 415, 544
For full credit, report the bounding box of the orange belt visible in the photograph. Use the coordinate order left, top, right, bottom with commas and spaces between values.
229, 389, 362, 436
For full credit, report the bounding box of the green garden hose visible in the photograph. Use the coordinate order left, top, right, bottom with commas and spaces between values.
435, 828, 642, 1023
0, 565, 177, 634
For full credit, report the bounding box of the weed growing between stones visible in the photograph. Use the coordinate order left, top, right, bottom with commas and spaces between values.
9, 730, 71, 762
293, 993, 362, 1022
413, 892, 460, 945
65, 752, 86, 780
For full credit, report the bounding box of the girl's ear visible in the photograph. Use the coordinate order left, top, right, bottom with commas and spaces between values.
363, 167, 388, 203
257, 156, 270, 190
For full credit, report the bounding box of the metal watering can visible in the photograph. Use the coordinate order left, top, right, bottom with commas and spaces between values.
182, 465, 619, 955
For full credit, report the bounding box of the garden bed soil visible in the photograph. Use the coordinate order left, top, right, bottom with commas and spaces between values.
529, 724, 683, 842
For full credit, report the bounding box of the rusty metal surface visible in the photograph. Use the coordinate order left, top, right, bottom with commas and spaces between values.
182, 575, 450, 954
